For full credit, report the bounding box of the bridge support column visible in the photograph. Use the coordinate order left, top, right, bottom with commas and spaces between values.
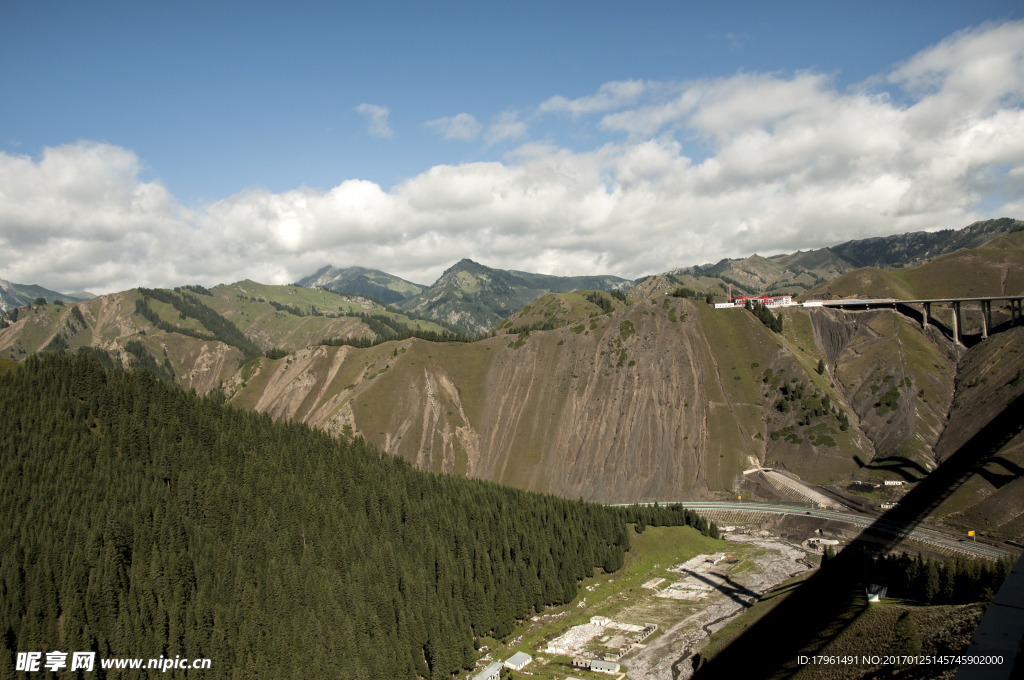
952, 302, 962, 346
982, 301, 990, 339
922, 302, 930, 329
1016, 300, 1022, 326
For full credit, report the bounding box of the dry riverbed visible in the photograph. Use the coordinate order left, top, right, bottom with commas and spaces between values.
625, 534, 812, 680
475, 525, 816, 680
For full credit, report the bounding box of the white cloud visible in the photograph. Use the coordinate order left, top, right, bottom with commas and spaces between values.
485, 111, 528, 144
539, 79, 651, 117
1, 22, 1023, 295
355, 103, 394, 138
424, 112, 482, 141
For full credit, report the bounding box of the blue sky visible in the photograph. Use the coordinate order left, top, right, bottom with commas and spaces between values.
1, 1, 1023, 292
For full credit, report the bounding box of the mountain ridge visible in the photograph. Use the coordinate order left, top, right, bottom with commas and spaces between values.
0, 277, 95, 313
391, 258, 632, 334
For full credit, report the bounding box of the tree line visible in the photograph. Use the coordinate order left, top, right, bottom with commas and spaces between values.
747, 300, 783, 333
617, 503, 721, 540
821, 549, 1011, 606
322, 312, 481, 349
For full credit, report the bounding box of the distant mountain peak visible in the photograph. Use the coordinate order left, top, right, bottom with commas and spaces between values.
294, 265, 424, 305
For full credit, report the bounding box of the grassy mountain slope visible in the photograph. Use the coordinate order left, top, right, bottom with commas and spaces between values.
670, 249, 857, 298
658, 218, 1022, 302
831, 217, 1023, 268
928, 326, 1024, 540
204, 280, 448, 346
386, 259, 632, 335
629, 273, 729, 299
980, 228, 1024, 251
507, 270, 631, 293
0, 282, 448, 394
228, 296, 873, 501
803, 241, 1024, 308
0, 291, 245, 393
226, 278, 1024, 539
296, 265, 425, 304
493, 290, 629, 332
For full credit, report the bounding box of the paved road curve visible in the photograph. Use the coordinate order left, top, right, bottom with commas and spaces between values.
608, 501, 1016, 561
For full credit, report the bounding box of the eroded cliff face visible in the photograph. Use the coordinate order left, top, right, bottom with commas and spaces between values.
228, 298, 873, 502
811, 307, 957, 473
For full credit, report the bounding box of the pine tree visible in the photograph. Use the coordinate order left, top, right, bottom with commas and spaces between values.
924, 561, 941, 604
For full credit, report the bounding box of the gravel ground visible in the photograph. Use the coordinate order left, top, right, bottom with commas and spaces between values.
625, 534, 812, 680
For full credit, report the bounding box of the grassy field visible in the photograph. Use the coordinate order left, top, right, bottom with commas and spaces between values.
0, 356, 19, 375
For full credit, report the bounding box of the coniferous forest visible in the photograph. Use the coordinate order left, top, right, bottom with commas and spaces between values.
0, 353, 632, 679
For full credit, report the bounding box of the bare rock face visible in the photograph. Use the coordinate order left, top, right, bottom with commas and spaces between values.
809, 307, 855, 372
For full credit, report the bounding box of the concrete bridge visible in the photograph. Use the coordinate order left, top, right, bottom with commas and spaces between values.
814, 295, 1024, 346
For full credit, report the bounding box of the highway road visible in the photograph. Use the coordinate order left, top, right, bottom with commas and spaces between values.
608, 501, 1017, 560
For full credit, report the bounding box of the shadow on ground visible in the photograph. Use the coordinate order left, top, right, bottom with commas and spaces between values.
693, 395, 1024, 679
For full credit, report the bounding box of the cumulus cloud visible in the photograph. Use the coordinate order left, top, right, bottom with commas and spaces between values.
355, 103, 394, 138
2, 22, 1023, 295
424, 112, 482, 141
539, 79, 651, 117
485, 111, 528, 144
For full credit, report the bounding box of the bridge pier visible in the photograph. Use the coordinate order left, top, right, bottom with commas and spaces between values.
982, 301, 990, 339
922, 302, 930, 329
952, 302, 962, 346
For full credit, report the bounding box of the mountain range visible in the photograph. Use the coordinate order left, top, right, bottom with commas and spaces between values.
0, 278, 94, 313
301, 258, 632, 335
2, 218, 1023, 545
295, 217, 1024, 333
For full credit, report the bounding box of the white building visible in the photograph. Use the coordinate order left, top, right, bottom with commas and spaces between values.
715, 295, 794, 309
866, 584, 888, 603
504, 652, 532, 670
884, 480, 906, 486
591, 660, 621, 674
473, 661, 503, 680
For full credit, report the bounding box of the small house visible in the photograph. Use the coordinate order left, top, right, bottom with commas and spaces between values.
473, 661, 503, 680
591, 660, 621, 674
504, 652, 532, 670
